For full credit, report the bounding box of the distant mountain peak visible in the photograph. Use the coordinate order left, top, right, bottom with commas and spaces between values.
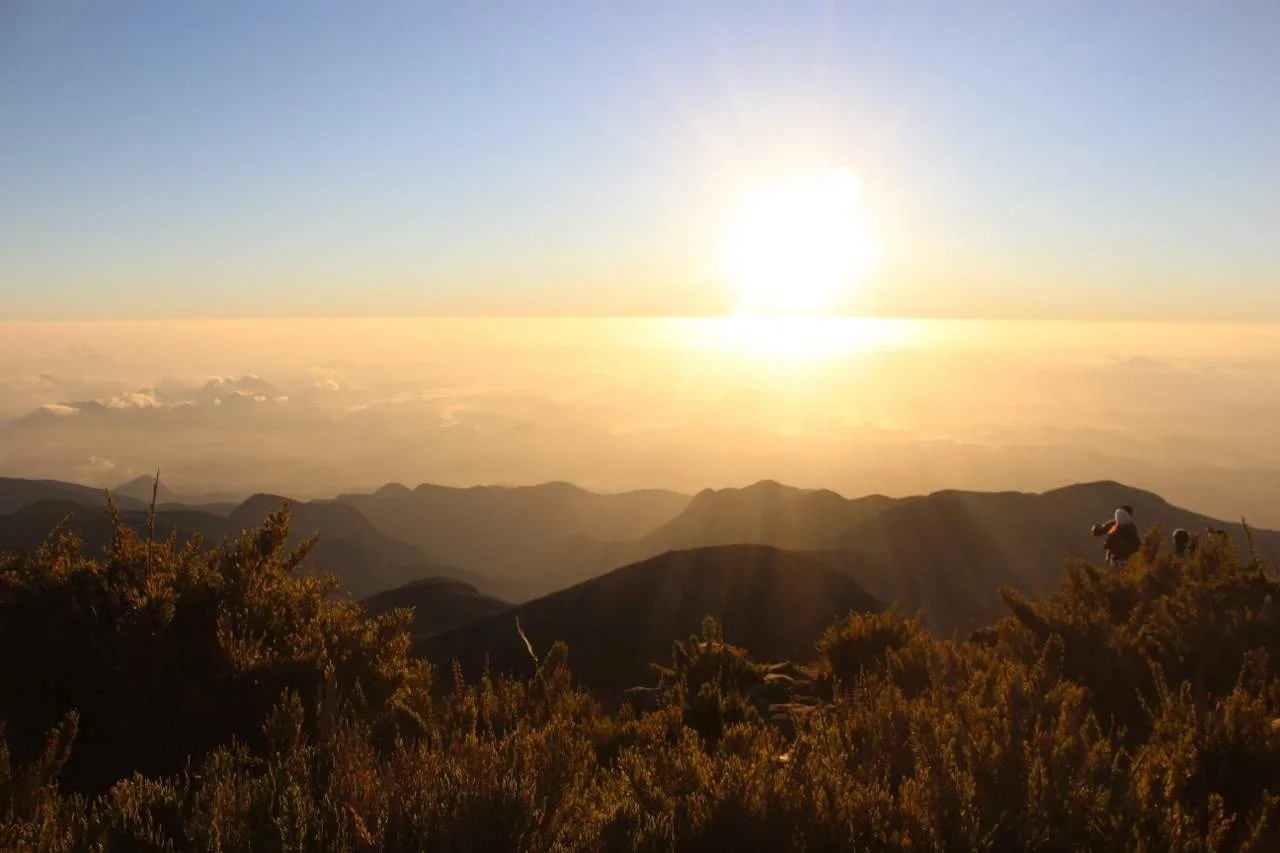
740, 479, 804, 496
114, 475, 178, 504
238, 492, 291, 508
688, 479, 805, 505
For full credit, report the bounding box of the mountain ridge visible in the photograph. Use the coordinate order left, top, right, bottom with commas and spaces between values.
3, 474, 1275, 638
0, 493, 493, 601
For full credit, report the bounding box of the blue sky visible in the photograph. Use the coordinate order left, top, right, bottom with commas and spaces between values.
2, 1, 1278, 320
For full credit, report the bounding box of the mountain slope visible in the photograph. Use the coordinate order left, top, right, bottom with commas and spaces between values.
575, 479, 1280, 638
419, 544, 882, 693
229, 494, 516, 599
114, 475, 181, 504
362, 577, 509, 640
114, 476, 243, 509
231, 494, 382, 543
337, 481, 691, 596
0, 477, 147, 514
634, 480, 896, 552
825, 481, 1280, 635
0, 500, 226, 555
0, 496, 484, 601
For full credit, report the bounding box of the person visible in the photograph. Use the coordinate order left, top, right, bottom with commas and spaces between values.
1172, 528, 1192, 560
1090, 505, 1141, 567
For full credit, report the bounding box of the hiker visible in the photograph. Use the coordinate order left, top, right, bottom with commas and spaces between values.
1172, 528, 1193, 560
1090, 505, 1141, 567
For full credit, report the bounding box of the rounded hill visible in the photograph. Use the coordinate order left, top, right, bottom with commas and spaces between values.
362, 576, 509, 640
419, 544, 881, 694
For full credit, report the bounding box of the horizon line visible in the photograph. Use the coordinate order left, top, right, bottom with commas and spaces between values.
4, 314, 1280, 326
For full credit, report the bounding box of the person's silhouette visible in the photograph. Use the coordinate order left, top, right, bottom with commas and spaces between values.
1090, 505, 1141, 567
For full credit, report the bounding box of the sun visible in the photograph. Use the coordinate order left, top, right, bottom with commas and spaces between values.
722, 169, 878, 315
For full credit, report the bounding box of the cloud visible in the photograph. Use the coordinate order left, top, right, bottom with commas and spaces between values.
24, 393, 168, 420
104, 391, 163, 409
37, 403, 81, 417
195, 375, 282, 406
309, 368, 360, 392
63, 454, 120, 487
8, 375, 288, 421
2, 323, 1279, 529
85, 455, 116, 472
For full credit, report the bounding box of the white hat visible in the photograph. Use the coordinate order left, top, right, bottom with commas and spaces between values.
1115, 508, 1133, 527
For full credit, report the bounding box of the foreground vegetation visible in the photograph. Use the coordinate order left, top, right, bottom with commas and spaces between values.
1, 502, 1279, 850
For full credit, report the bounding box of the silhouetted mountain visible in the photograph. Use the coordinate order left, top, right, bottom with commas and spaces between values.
590, 480, 1280, 637
0, 495, 492, 601
825, 482, 1280, 635
114, 476, 244, 508
231, 493, 382, 542
336, 481, 690, 595
0, 500, 226, 556
6, 474, 1273, 641
157, 501, 239, 516
500, 483, 902, 595
361, 577, 509, 640
114, 475, 180, 504
227, 494, 513, 599
374, 482, 414, 499
635, 480, 895, 551
0, 477, 146, 514
419, 544, 882, 694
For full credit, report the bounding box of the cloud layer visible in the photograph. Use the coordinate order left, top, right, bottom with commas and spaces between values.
1, 318, 1278, 525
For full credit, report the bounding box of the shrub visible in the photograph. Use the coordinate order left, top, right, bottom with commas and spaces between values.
1, 508, 1279, 850
815, 608, 932, 694
0, 500, 428, 795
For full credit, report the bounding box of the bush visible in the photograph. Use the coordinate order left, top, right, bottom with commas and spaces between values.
1, 507, 1279, 850
816, 608, 932, 694
0, 500, 428, 795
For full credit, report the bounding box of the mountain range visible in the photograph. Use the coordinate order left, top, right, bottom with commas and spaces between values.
1, 474, 1275, 644
0, 484, 475, 601
333, 481, 690, 588
113, 475, 244, 514
492, 478, 1280, 635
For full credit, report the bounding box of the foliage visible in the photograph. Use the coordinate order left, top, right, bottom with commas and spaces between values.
648, 617, 765, 748
816, 607, 933, 695
1, 506, 1279, 850
0, 499, 428, 794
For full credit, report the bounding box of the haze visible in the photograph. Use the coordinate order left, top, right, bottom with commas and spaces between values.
0, 317, 1275, 526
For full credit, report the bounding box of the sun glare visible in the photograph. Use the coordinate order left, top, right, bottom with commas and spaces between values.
668, 316, 923, 366
723, 169, 878, 315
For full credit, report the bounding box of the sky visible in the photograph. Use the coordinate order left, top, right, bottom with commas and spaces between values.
3, 1, 1279, 321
